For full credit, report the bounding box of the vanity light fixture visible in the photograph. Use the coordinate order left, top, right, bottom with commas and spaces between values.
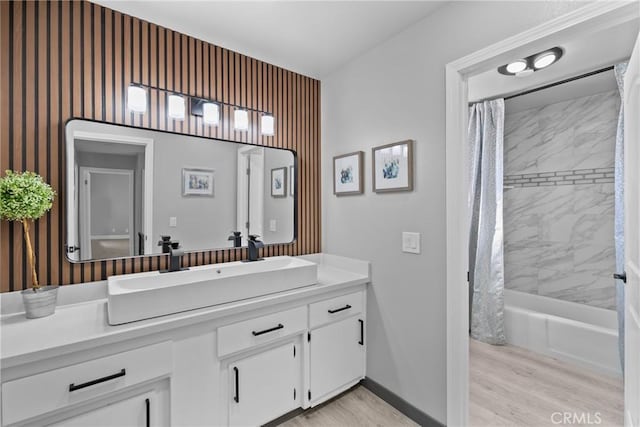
261, 114, 275, 136
498, 47, 563, 76
127, 84, 147, 113
167, 94, 186, 120
234, 108, 249, 131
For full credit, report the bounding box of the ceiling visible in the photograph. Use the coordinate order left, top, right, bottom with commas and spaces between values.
92, 1, 445, 79
469, 18, 639, 109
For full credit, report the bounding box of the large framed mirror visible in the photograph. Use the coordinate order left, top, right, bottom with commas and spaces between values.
65, 119, 296, 262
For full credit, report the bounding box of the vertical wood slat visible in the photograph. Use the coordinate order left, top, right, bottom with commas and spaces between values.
0, 0, 320, 291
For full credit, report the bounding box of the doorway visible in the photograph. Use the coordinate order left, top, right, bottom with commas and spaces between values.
445, 3, 640, 425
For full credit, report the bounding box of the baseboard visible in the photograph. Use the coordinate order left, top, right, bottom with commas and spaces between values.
361, 377, 445, 427
263, 408, 304, 427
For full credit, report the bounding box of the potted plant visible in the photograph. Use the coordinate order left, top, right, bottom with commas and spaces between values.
0, 170, 57, 318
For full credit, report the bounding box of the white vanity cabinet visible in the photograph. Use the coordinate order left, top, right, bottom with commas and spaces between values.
1, 342, 172, 427
308, 291, 366, 405
228, 342, 301, 426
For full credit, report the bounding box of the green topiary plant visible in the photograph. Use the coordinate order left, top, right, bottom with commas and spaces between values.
0, 170, 55, 290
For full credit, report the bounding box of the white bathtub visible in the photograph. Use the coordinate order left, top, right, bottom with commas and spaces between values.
504, 289, 621, 377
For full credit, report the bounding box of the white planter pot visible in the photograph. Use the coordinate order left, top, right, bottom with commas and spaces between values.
21, 285, 59, 319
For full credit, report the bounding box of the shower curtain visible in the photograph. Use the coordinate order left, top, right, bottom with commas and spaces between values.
468, 99, 506, 345
614, 62, 627, 370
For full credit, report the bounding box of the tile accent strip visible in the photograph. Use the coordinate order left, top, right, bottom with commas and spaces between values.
504, 168, 614, 188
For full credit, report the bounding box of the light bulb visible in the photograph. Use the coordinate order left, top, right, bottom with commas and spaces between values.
534, 52, 557, 69
127, 85, 147, 113
168, 95, 185, 120
505, 60, 527, 74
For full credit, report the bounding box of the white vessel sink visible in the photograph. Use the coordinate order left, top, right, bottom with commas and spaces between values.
107, 256, 318, 325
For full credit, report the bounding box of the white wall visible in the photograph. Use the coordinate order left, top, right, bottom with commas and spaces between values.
321, 2, 590, 423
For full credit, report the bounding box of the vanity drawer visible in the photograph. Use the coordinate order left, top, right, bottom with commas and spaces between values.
310, 291, 364, 329
1, 341, 172, 425
218, 306, 307, 357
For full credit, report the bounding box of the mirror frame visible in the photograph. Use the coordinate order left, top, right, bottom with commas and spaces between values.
64, 117, 298, 264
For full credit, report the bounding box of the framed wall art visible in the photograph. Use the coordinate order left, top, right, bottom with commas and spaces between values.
271, 166, 287, 198
333, 151, 364, 196
182, 168, 214, 196
372, 140, 413, 193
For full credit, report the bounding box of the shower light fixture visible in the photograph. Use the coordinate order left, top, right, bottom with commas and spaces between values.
261, 114, 275, 136
498, 47, 563, 76
127, 84, 147, 113
168, 94, 186, 120
505, 60, 527, 74
534, 52, 558, 69
234, 108, 249, 131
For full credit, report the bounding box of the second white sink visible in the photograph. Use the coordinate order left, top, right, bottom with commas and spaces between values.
107, 256, 318, 325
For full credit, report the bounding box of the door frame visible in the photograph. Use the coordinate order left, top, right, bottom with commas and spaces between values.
78, 167, 135, 260
444, 3, 640, 425
236, 146, 264, 244
66, 130, 154, 258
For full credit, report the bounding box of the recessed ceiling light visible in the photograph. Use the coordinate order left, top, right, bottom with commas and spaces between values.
505, 60, 527, 74
534, 52, 557, 69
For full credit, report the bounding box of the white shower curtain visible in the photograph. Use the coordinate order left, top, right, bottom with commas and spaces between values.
468, 99, 506, 345
614, 62, 627, 370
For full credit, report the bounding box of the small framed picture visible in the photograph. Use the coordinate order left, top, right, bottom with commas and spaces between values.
271, 167, 287, 198
333, 151, 364, 196
289, 165, 295, 197
372, 140, 413, 193
182, 168, 214, 196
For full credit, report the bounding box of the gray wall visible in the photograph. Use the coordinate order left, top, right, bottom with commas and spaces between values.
152, 134, 238, 252
321, 2, 590, 423
263, 150, 295, 244
503, 90, 619, 310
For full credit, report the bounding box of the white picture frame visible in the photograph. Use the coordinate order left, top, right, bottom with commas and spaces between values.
182, 168, 214, 196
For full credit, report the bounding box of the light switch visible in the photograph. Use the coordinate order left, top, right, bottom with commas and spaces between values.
169, 217, 177, 227
269, 219, 277, 232
402, 232, 421, 254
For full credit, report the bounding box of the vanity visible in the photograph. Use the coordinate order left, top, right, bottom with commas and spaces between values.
0, 253, 369, 426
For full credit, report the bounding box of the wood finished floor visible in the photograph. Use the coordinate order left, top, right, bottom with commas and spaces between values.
470, 338, 624, 427
280, 386, 418, 427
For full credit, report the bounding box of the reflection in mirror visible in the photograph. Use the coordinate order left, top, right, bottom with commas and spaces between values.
65, 119, 296, 262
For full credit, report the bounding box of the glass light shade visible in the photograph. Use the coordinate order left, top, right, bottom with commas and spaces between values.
234, 109, 249, 131
202, 102, 220, 126
127, 85, 147, 113
261, 114, 275, 136
505, 60, 527, 74
534, 52, 557, 69
168, 94, 185, 120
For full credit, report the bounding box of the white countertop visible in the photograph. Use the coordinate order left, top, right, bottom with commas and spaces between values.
0, 253, 369, 369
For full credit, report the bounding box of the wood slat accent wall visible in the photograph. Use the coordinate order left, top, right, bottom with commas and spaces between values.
0, 1, 321, 292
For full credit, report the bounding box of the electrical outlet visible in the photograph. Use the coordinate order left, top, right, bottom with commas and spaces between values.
270, 219, 277, 232
402, 232, 421, 254
169, 217, 177, 227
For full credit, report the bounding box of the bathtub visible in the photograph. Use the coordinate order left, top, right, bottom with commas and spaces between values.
504, 289, 621, 377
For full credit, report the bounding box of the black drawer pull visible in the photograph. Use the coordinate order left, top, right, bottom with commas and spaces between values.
252, 323, 284, 336
233, 366, 239, 403
358, 319, 364, 346
69, 369, 126, 392
328, 304, 352, 314
145, 398, 150, 427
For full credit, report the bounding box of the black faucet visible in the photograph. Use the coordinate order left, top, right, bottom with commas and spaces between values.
158, 236, 188, 273
158, 235, 172, 253
246, 235, 264, 262
228, 231, 242, 248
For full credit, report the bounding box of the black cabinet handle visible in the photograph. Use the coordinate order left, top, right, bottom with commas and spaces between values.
233, 366, 239, 403
145, 398, 150, 427
69, 369, 126, 392
252, 323, 284, 336
358, 319, 364, 346
328, 304, 352, 314
614, 272, 627, 284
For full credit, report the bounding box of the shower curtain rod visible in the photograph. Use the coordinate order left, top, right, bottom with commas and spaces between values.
470, 65, 615, 105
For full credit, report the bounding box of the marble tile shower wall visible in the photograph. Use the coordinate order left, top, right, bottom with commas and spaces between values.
503, 90, 619, 310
